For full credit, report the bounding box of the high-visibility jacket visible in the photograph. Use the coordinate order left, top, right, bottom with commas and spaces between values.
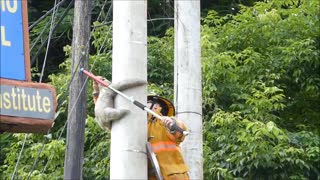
148, 116, 189, 179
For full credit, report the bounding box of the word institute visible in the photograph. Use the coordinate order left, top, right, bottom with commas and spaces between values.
0, 85, 55, 119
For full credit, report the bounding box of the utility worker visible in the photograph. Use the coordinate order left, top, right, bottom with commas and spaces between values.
92, 79, 189, 179
147, 95, 189, 180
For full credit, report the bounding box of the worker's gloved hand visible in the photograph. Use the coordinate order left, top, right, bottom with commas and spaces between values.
162, 116, 178, 134
162, 116, 175, 127
163, 116, 187, 135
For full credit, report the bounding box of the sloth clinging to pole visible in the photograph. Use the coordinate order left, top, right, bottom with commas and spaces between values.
92, 77, 146, 130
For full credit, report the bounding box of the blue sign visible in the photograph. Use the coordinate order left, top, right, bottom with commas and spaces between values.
1, 0, 26, 81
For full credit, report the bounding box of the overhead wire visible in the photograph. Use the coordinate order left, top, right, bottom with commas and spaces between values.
26, 137, 46, 180
147, 11, 156, 35
96, 1, 113, 56
146, 0, 175, 90
147, 17, 174, 22
7, 0, 80, 178
39, 0, 113, 174
10, 134, 28, 180
9, 0, 62, 179
25, 1, 67, 178
39, 7, 108, 178
30, 19, 51, 52
31, 0, 74, 66
39, 0, 60, 83
28, 0, 68, 31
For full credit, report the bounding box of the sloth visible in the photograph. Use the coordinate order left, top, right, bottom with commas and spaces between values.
94, 78, 146, 130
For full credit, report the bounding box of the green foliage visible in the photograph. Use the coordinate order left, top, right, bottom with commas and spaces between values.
202, 0, 320, 130
1, 0, 319, 179
202, 0, 320, 179
83, 116, 111, 180
0, 134, 65, 179
147, 0, 174, 37
29, 5, 74, 80
204, 110, 320, 179
91, 22, 113, 54
148, 29, 175, 86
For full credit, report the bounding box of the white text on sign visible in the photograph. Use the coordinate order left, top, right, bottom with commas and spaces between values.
1, 0, 18, 13
0, 85, 55, 120
1, 26, 11, 47
1, 0, 19, 47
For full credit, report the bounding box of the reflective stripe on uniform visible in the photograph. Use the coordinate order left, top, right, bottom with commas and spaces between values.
151, 141, 180, 153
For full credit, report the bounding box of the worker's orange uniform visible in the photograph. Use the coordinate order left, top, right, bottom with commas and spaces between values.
148, 116, 189, 180
92, 83, 189, 179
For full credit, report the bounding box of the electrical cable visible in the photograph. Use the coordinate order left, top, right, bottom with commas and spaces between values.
40, 0, 113, 174
28, 0, 68, 31
11, 0, 87, 178
42, 66, 89, 173
10, 0, 62, 179
147, 17, 174, 22
92, 17, 174, 29
30, 20, 51, 52
11, 0, 112, 177
10, 135, 28, 180
97, 2, 113, 54
39, 0, 60, 83
26, 141, 45, 180
31, 0, 74, 66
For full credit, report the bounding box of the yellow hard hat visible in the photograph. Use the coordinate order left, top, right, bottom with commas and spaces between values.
147, 95, 175, 116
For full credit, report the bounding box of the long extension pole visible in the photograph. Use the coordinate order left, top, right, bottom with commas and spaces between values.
81, 68, 188, 136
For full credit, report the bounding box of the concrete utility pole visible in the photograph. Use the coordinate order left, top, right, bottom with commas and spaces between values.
64, 1, 92, 179
111, 0, 148, 179
174, 0, 203, 179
